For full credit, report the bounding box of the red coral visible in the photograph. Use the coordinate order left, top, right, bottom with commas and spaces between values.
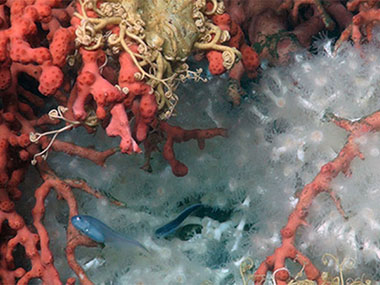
336, 0, 380, 49
74, 48, 125, 120
240, 43, 259, 74
142, 121, 228, 177
106, 103, 141, 154
118, 48, 157, 142
212, 13, 231, 30
0, 0, 239, 282
206, 50, 226, 75
253, 110, 380, 284
0, 59, 11, 90
50, 27, 76, 67
39, 63, 64, 95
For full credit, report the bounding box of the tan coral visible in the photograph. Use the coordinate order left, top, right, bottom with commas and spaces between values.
73, 0, 241, 119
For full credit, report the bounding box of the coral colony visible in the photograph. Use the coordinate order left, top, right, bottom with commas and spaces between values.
1, 0, 380, 284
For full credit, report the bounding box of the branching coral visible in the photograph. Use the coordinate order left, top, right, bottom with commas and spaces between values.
0, 100, 117, 283
223, 0, 353, 107
141, 121, 228, 176
253, 109, 380, 284
0, 0, 242, 282
72, 0, 241, 120
0, 0, 246, 284
3, 0, 379, 283
335, 0, 380, 50
278, 0, 351, 30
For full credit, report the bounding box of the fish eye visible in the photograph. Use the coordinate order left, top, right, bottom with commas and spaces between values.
73, 216, 82, 222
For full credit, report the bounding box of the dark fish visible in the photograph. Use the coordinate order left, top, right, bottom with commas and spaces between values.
155, 204, 203, 238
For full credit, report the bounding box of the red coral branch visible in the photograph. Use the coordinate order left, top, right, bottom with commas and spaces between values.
106, 103, 141, 154
158, 121, 228, 177
335, 0, 380, 50
51, 140, 117, 166
254, 110, 380, 284
0, 0, 242, 282
35, 161, 101, 285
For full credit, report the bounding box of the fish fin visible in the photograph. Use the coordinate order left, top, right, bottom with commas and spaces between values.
106, 233, 150, 254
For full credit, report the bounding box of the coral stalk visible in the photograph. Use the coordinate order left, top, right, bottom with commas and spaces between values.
254, 110, 380, 284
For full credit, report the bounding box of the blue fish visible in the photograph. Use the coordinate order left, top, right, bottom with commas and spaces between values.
155, 204, 203, 238
71, 215, 149, 253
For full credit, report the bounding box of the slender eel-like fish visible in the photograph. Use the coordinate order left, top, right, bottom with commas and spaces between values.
72, 215, 149, 253
155, 204, 203, 238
